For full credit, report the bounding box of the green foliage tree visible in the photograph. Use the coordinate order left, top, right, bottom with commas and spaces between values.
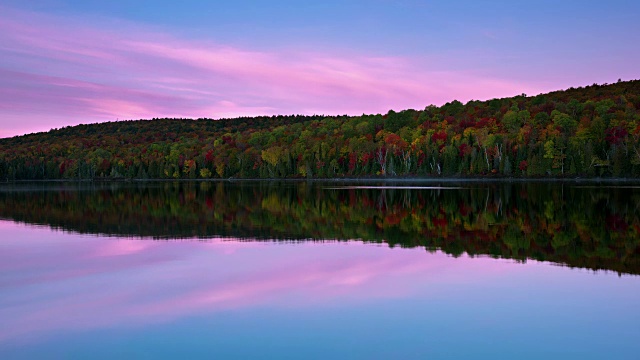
1, 80, 640, 180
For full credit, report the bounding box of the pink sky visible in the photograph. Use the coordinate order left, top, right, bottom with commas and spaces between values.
1, 3, 638, 138
0, 6, 552, 138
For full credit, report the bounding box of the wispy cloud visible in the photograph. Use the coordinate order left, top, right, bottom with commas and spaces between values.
0, 6, 543, 137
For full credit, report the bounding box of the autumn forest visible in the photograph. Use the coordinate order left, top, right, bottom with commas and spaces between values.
1, 80, 640, 180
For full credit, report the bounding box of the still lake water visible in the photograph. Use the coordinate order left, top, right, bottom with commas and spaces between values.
0, 181, 639, 359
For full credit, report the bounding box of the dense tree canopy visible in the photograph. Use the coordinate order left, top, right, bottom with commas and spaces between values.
1, 80, 639, 180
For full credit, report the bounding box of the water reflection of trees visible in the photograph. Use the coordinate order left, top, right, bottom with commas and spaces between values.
0, 181, 638, 275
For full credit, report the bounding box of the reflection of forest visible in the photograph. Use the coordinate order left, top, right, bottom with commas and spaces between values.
1, 181, 639, 275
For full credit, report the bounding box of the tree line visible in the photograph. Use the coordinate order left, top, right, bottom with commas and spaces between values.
0, 181, 637, 274
1, 80, 639, 179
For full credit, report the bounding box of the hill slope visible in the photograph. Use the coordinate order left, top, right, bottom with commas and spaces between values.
1, 80, 640, 179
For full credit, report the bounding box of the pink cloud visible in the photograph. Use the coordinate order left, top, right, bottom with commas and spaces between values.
0, 6, 550, 137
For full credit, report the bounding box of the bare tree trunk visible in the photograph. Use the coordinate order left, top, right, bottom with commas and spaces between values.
376, 149, 387, 175
484, 147, 490, 171
402, 150, 411, 174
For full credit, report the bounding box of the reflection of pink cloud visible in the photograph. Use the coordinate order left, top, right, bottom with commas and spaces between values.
136, 252, 437, 317
0, 6, 547, 137
0, 221, 515, 343
93, 240, 154, 257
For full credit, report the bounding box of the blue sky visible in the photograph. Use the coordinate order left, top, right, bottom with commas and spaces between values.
0, 0, 638, 136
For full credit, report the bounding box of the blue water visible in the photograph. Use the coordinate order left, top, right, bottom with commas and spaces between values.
0, 220, 638, 359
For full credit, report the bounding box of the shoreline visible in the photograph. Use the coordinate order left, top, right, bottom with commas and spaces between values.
3, 177, 640, 184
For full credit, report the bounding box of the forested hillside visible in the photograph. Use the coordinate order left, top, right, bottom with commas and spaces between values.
1, 80, 640, 180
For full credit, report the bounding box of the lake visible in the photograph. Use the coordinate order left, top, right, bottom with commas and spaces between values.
0, 181, 639, 359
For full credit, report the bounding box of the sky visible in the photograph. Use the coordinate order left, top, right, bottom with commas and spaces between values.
0, 0, 639, 138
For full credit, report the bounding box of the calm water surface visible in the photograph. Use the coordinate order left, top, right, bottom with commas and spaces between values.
0, 181, 638, 359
